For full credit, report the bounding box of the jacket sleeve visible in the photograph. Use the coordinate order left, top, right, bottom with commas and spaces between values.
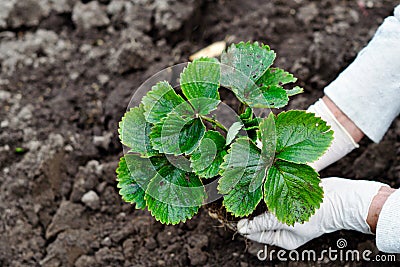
376, 189, 400, 253
324, 5, 400, 143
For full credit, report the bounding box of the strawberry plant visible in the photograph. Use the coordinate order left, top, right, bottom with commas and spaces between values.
116, 42, 333, 226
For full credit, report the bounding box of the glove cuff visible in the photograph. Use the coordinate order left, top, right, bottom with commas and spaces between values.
359, 181, 388, 234
307, 99, 359, 171
324, 178, 388, 234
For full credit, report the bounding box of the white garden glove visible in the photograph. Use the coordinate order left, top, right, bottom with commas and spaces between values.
237, 178, 388, 250
307, 99, 359, 172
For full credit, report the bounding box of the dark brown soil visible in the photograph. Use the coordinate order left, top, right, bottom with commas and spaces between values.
0, 0, 399, 266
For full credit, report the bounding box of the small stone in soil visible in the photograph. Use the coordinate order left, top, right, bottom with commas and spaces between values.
81, 190, 100, 210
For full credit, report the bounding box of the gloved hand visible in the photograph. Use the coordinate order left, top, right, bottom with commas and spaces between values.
237, 178, 388, 250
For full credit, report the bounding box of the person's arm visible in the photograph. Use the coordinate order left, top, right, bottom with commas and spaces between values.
366, 186, 396, 233
321, 96, 364, 143
266, 4, 400, 172
323, 5, 400, 144
305, 5, 400, 171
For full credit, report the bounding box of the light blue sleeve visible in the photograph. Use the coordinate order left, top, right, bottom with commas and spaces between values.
324, 5, 400, 143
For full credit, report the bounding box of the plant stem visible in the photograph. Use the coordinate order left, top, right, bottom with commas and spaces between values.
200, 115, 228, 132
238, 102, 248, 115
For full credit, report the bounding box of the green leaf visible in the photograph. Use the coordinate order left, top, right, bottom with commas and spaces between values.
222, 42, 276, 83
239, 107, 260, 141
240, 108, 260, 130
249, 113, 276, 192
275, 110, 334, 164
226, 121, 243, 146
257, 67, 297, 87
120, 153, 206, 224
188, 97, 220, 115
145, 166, 206, 224
116, 156, 147, 209
239, 106, 252, 120
142, 81, 185, 124
219, 138, 266, 216
220, 42, 278, 108
260, 113, 276, 161
180, 57, 220, 101
191, 131, 227, 178
180, 58, 221, 115
124, 154, 168, 187
150, 113, 206, 155
286, 86, 303, 96
257, 68, 303, 98
243, 118, 261, 131
118, 104, 158, 157
118, 154, 171, 208
179, 118, 206, 154
220, 113, 277, 195
264, 160, 323, 225
222, 175, 263, 217
260, 85, 289, 108
220, 71, 268, 108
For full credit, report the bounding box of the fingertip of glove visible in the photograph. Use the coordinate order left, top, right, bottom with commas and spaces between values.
237, 219, 249, 233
